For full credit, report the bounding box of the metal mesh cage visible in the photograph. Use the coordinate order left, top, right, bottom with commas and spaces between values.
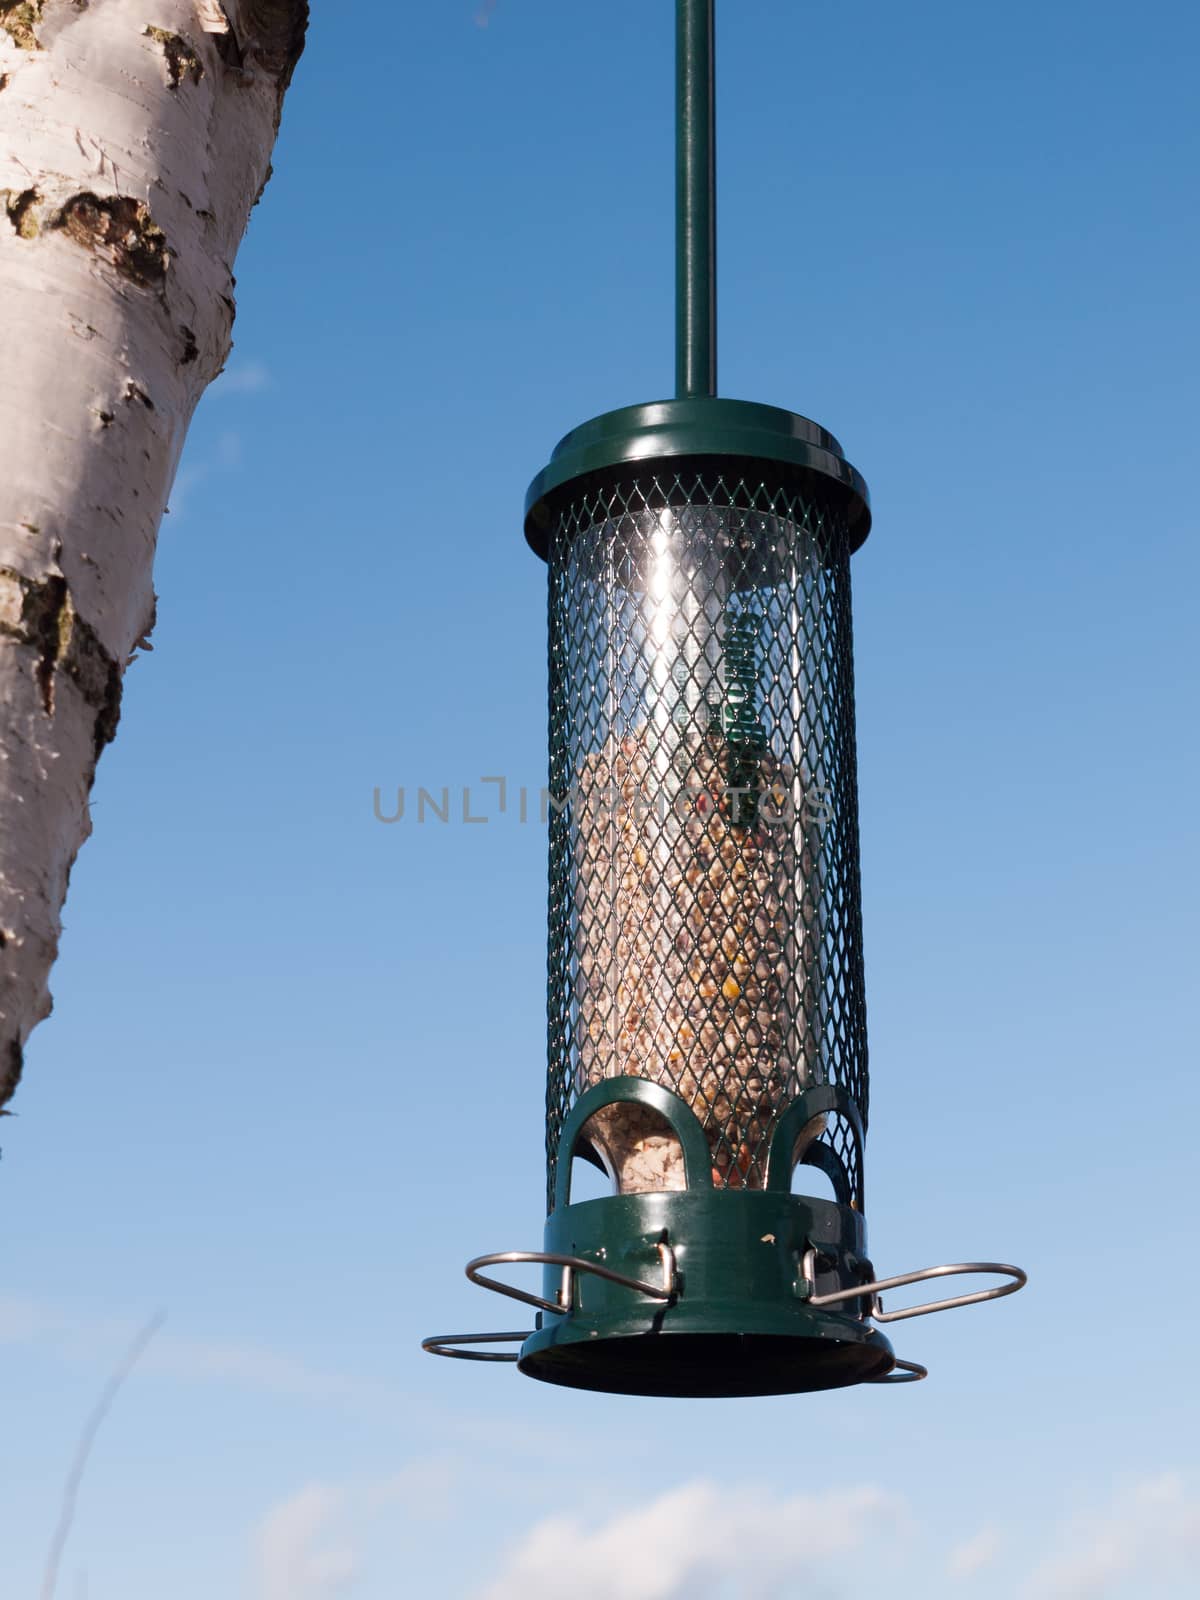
546, 466, 868, 1210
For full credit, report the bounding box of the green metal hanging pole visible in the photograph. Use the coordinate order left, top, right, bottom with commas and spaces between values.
676, 0, 717, 399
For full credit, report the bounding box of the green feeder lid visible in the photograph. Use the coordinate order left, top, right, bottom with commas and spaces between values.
524, 396, 872, 560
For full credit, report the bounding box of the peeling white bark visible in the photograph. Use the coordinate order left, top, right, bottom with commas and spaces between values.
0, 0, 306, 1105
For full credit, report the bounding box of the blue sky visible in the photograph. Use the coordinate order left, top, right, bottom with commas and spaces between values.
3, 1, 1199, 1595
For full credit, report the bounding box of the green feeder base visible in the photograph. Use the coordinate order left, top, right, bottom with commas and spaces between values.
517, 1190, 895, 1399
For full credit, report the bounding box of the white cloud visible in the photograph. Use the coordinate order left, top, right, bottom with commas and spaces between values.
166, 429, 243, 519
212, 360, 272, 396
143, 1330, 386, 1404
165, 460, 206, 519
1024, 1473, 1200, 1598
252, 1462, 458, 1600
256, 1484, 360, 1600
946, 1525, 1002, 1580
216, 428, 243, 467
471, 1472, 1200, 1600
474, 1480, 907, 1600
0, 1294, 57, 1341
0, 1294, 403, 1411
363, 1460, 457, 1520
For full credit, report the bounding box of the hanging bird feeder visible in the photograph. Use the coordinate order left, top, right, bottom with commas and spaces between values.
423, 1, 1025, 1396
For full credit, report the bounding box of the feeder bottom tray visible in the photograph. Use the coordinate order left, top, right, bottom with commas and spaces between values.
515, 1190, 896, 1399
519, 1328, 892, 1399
426, 1185, 1024, 1390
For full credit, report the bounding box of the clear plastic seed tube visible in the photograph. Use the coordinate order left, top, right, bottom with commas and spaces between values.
546, 477, 867, 1203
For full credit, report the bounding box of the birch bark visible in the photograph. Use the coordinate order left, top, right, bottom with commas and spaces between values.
0, 0, 307, 1106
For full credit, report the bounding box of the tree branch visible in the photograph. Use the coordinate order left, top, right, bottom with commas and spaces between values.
40, 1311, 166, 1600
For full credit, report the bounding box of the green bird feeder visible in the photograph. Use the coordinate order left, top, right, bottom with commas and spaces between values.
423, 1, 1025, 1396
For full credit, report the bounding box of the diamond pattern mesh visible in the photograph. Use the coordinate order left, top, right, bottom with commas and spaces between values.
546, 468, 867, 1210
